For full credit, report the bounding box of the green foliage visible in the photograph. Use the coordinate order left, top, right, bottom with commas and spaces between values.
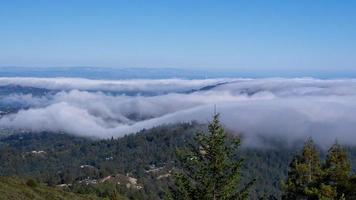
283, 140, 356, 200
1, 122, 356, 199
323, 143, 351, 198
282, 138, 323, 200
0, 177, 102, 200
169, 114, 254, 200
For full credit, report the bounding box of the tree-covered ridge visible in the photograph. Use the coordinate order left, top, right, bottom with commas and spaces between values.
0, 121, 356, 199
0, 123, 207, 199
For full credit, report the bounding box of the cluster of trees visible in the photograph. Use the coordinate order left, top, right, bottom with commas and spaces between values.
0, 122, 204, 200
167, 115, 356, 200
1, 114, 356, 199
283, 139, 356, 200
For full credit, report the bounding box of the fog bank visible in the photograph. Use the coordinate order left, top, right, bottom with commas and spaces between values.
1, 77, 356, 147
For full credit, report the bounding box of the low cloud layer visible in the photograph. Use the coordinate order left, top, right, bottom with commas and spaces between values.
1, 77, 356, 147
0, 77, 230, 93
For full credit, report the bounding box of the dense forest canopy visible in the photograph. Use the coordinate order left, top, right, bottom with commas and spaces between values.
1, 119, 356, 199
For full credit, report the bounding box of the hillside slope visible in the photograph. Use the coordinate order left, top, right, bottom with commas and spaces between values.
0, 177, 118, 200
1, 123, 356, 199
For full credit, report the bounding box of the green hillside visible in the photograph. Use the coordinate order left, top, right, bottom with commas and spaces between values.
1, 122, 356, 199
0, 177, 109, 200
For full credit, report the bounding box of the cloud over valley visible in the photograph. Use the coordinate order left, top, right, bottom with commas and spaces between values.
1, 77, 356, 147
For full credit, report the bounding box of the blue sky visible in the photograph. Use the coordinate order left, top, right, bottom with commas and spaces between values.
1, 0, 356, 76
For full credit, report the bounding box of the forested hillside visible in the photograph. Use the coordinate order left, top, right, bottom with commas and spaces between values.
0, 122, 356, 199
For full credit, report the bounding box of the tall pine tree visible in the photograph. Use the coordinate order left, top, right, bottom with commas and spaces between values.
323, 143, 351, 199
282, 138, 333, 200
168, 114, 254, 200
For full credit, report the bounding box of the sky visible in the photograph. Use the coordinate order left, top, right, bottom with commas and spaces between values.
1, 0, 356, 76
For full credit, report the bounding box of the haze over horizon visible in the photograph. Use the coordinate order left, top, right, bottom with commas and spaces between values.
0, 66, 356, 79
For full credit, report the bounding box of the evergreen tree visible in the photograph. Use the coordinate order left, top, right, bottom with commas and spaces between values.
168, 114, 254, 200
323, 143, 351, 199
282, 138, 330, 200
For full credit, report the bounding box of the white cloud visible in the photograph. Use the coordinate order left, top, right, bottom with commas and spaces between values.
1, 77, 356, 147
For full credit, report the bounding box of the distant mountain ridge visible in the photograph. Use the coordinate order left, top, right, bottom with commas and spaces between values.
0, 67, 211, 79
